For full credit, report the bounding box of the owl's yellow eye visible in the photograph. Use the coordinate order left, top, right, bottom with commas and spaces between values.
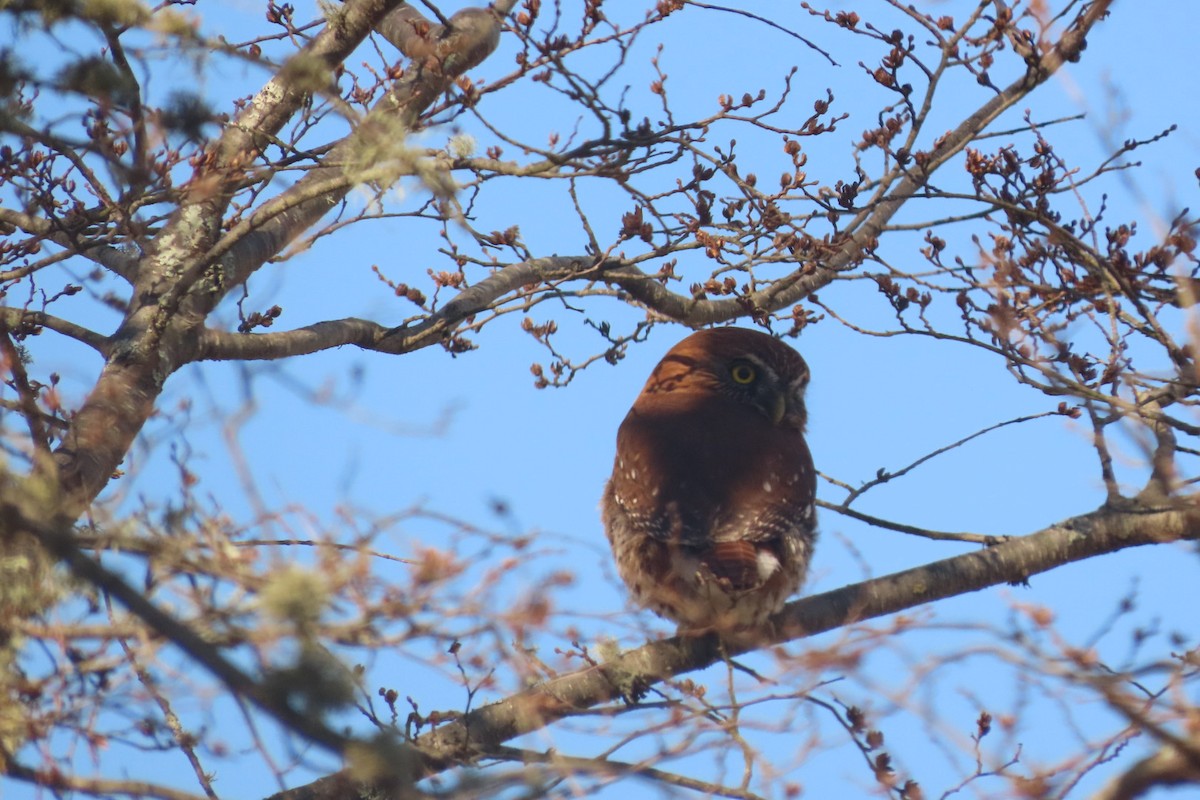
730, 362, 757, 384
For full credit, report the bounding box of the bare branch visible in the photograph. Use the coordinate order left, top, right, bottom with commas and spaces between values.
837, 410, 1068, 507
3, 760, 210, 800
815, 500, 1002, 545
276, 499, 1200, 795
0, 308, 110, 355
1090, 742, 1200, 800
210, 4, 506, 297
0, 205, 138, 280
50, 0, 413, 510
198, 255, 612, 361
2, 500, 357, 757
376, 4, 502, 72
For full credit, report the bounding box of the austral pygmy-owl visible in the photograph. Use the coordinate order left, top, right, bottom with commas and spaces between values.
601, 328, 817, 633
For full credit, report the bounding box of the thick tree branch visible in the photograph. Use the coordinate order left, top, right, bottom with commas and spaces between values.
141, 0, 409, 323
268, 497, 1199, 800
50, 0, 407, 512
210, 4, 505, 297
196, 255, 612, 361
414, 499, 1196, 770
1091, 742, 1200, 800
375, 4, 502, 72
207, 0, 407, 178
189, 250, 811, 363
196, 317, 388, 361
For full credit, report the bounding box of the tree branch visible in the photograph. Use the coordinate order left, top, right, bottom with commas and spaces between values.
1090, 741, 1200, 800
375, 4, 502, 72
196, 255, 613, 361
196, 317, 389, 361
209, 3, 505, 298
0, 205, 138, 281
0, 308, 111, 355
1, 499, 356, 757
50, 0, 408, 511
205, 0, 1117, 368
596, 0, 1115, 326
3, 759, 210, 800
269, 497, 1199, 799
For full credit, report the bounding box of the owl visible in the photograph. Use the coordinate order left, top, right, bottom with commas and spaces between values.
601, 327, 817, 634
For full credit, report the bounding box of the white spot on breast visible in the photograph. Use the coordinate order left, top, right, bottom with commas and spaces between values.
628, 469, 638, 480
756, 551, 780, 581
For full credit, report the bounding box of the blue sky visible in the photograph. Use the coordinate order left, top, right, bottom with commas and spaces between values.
5, 1, 1200, 798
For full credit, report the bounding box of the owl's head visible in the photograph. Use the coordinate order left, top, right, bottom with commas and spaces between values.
639, 327, 810, 431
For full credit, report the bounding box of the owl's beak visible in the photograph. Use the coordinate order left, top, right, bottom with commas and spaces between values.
769, 392, 787, 426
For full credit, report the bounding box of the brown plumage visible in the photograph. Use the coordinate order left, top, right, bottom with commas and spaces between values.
601, 328, 817, 633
